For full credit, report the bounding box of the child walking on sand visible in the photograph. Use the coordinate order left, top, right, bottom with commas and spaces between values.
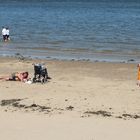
137, 64, 140, 87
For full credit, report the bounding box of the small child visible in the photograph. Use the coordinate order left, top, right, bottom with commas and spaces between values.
137, 63, 140, 87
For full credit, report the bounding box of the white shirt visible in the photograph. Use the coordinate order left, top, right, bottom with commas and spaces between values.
2, 28, 6, 35
5, 29, 9, 35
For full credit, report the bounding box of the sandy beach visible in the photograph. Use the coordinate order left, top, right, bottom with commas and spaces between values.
0, 57, 140, 140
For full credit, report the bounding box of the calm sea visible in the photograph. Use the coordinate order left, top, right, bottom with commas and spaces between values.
0, 0, 140, 62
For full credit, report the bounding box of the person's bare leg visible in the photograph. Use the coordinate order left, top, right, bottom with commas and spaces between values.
0, 76, 10, 81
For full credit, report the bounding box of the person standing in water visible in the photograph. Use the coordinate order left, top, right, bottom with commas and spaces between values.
2, 27, 7, 42
6, 27, 10, 41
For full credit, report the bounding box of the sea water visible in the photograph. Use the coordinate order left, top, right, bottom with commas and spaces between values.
0, 0, 140, 62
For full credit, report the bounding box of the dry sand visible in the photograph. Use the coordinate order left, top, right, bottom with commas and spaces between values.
0, 57, 140, 140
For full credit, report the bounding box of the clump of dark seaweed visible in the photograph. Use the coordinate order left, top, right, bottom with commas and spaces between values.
84, 110, 112, 117
1, 99, 23, 106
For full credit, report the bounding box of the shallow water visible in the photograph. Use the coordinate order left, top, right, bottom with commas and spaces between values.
0, 1, 140, 62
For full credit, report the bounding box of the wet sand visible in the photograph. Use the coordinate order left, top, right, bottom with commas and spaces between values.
0, 57, 140, 140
